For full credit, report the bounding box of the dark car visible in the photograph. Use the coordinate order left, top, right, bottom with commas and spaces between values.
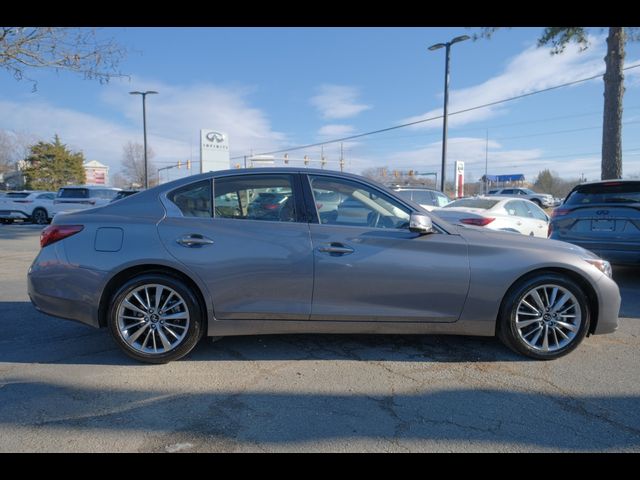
111, 190, 140, 203
549, 180, 640, 265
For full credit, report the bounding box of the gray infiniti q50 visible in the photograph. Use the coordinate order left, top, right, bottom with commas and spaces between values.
28, 168, 620, 363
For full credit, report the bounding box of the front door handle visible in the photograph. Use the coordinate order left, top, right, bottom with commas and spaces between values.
318, 243, 354, 255
176, 234, 214, 247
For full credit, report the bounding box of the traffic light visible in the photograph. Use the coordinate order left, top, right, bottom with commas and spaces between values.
187, 159, 191, 170
304, 155, 309, 166
284, 153, 289, 164
177, 160, 181, 169
321, 155, 326, 168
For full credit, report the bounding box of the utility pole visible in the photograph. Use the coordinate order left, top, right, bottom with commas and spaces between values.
485, 129, 489, 194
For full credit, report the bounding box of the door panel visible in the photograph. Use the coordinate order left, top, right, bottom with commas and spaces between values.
158, 217, 313, 320
310, 225, 470, 322
158, 174, 313, 321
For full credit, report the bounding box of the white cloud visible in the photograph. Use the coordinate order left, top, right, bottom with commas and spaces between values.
0, 78, 286, 180
310, 85, 371, 120
404, 36, 615, 130
317, 124, 357, 137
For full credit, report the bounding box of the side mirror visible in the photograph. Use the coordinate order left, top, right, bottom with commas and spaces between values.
409, 212, 434, 235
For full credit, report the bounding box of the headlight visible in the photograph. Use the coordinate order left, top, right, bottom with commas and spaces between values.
584, 258, 612, 278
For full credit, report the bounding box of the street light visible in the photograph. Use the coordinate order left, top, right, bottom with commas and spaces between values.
428, 34, 469, 194
129, 90, 158, 189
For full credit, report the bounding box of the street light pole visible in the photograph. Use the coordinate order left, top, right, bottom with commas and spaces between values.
129, 90, 158, 189
428, 35, 469, 194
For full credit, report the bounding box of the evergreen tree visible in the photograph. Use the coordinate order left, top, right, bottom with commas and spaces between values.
23, 135, 86, 190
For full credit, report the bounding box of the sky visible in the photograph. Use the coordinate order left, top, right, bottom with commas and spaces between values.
2, 26, 640, 185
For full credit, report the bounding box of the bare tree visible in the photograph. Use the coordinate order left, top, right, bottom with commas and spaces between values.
0, 130, 39, 174
0, 27, 126, 87
120, 141, 157, 188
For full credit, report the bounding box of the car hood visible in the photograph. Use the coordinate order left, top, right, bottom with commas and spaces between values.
453, 224, 598, 259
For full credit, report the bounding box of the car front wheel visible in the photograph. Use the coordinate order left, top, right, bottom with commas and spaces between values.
108, 274, 204, 363
498, 273, 590, 360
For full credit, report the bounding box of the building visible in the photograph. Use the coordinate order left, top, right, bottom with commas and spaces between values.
83, 160, 109, 186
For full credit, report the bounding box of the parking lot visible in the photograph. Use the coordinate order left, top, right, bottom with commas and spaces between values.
0, 224, 639, 452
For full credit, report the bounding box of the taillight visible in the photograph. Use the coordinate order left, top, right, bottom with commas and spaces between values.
552, 208, 571, 218
460, 217, 495, 226
40, 225, 84, 248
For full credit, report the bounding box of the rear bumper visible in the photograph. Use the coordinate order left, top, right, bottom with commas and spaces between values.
0, 210, 29, 220
27, 244, 104, 328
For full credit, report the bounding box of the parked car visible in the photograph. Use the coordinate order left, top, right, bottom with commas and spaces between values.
487, 187, 555, 208
29, 168, 620, 363
393, 187, 451, 211
549, 179, 640, 265
53, 186, 121, 215
110, 190, 140, 203
433, 196, 549, 237
0, 190, 56, 224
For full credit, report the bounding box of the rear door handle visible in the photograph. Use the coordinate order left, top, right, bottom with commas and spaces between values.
176, 234, 214, 247
318, 243, 354, 255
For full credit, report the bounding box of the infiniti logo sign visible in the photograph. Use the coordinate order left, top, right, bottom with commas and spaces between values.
205, 131, 225, 143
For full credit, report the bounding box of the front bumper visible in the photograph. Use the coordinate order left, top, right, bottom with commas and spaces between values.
593, 273, 621, 334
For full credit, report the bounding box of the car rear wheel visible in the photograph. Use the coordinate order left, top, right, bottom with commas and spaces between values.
32, 208, 48, 225
108, 274, 204, 363
498, 273, 590, 360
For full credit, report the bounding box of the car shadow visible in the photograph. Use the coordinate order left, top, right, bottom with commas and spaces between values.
1, 301, 527, 365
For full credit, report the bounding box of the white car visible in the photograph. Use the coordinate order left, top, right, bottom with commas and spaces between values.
0, 191, 57, 224
433, 196, 550, 238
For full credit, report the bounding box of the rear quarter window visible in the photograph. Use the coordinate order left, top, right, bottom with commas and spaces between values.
169, 180, 212, 218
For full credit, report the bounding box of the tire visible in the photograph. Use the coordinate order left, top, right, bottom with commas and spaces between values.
497, 273, 590, 360
108, 273, 204, 363
32, 208, 49, 225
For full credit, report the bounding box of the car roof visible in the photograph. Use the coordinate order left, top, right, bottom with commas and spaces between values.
59, 185, 121, 190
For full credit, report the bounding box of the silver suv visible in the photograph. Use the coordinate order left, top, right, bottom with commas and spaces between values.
54, 186, 121, 215
487, 187, 554, 208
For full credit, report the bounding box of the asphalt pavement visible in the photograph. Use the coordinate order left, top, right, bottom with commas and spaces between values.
1, 224, 639, 452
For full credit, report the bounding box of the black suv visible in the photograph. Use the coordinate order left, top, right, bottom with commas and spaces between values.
549, 180, 640, 265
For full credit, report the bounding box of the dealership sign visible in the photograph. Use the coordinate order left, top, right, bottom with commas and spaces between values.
200, 130, 230, 173
454, 161, 464, 198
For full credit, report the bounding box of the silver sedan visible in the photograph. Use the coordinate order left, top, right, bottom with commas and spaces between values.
28, 168, 620, 363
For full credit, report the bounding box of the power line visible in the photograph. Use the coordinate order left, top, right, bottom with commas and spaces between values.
232, 63, 640, 160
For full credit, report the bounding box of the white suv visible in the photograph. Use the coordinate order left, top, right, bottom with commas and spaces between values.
54, 186, 121, 215
0, 191, 57, 224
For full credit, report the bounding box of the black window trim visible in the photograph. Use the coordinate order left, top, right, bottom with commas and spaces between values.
211, 173, 307, 224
